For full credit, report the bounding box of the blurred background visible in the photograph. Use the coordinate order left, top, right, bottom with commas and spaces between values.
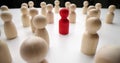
0, 0, 120, 8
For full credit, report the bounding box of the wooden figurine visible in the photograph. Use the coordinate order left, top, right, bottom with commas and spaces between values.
20, 36, 48, 63
40, 2, 47, 16
65, 1, 71, 10
95, 3, 102, 9
54, 0, 60, 13
95, 3, 102, 18
33, 15, 49, 45
69, 4, 76, 23
28, 1, 34, 8
29, 8, 38, 33
95, 46, 120, 63
81, 32, 99, 55
0, 40, 12, 63
87, 5, 96, 13
1, 5, 9, 11
21, 3, 28, 8
1, 11, 17, 39
82, 1, 89, 14
46, 4, 54, 24
105, 5, 116, 24
86, 9, 99, 20
85, 17, 101, 34
21, 6, 30, 27
59, 8, 69, 35
81, 17, 101, 56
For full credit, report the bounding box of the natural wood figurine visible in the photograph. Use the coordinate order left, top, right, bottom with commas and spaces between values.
28, 1, 34, 8
86, 17, 101, 34
82, 1, 89, 14
46, 4, 54, 24
81, 17, 101, 56
81, 32, 99, 55
1, 5, 9, 11
40, 2, 47, 16
21, 6, 30, 27
1, 11, 17, 39
20, 36, 48, 63
86, 9, 99, 20
105, 5, 116, 24
33, 15, 49, 45
95, 46, 120, 63
54, 0, 60, 13
0, 40, 12, 63
95, 3, 102, 18
65, 1, 71, 10
29, 8, 38, 33
69, 4, 76, 23
87, 5, 96, 13
21, 3, 28, 8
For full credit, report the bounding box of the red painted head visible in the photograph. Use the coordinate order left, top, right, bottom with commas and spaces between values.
59, 8, 69, 18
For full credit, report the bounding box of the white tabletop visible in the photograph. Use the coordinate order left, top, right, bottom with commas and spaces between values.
0, 8, 120, 63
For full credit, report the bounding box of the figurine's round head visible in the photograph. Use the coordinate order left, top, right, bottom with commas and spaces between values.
88, 9, 99, 17
40, 2, 46, 8
54, 0, 60, 5
21, 6, 28, 14
47, 4, 53, 11
95, 3, 102, 10
86, 17, 101, 34
29, 8, 38, 17
83, 1, 89, 6
108, 5, 116, 12
65, 2, 71, 8
21, 3, 28, 8
95, 45, 120, 63
20, 36, 48, 63
87, 5, 96, 12
28, 1, 34, 7
33, 15, 47, 29
1, 5, 9, 11
1, 11, 12, 22
69, 4, 76, 11
59, 8, 69, 18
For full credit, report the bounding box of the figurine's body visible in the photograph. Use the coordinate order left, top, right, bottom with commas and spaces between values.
0, 40, 12, 63
46, 4, 54, 24
82, 1, 89, 14
21, 6, 30, 27
54, 0, 60, 13
105, 5, 116, 24
33, 15, 49, 45
40, 2, 47, 16
81, 17, 101, 56
1, 11, 17, 39
81, 32, 99, 55
95, 46, 120, 63
95, 3, 102, 18
69, 4, 76, 23
29, 8, 38, 33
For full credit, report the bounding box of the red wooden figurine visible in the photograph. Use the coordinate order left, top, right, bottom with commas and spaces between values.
59, 8, 69, 35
